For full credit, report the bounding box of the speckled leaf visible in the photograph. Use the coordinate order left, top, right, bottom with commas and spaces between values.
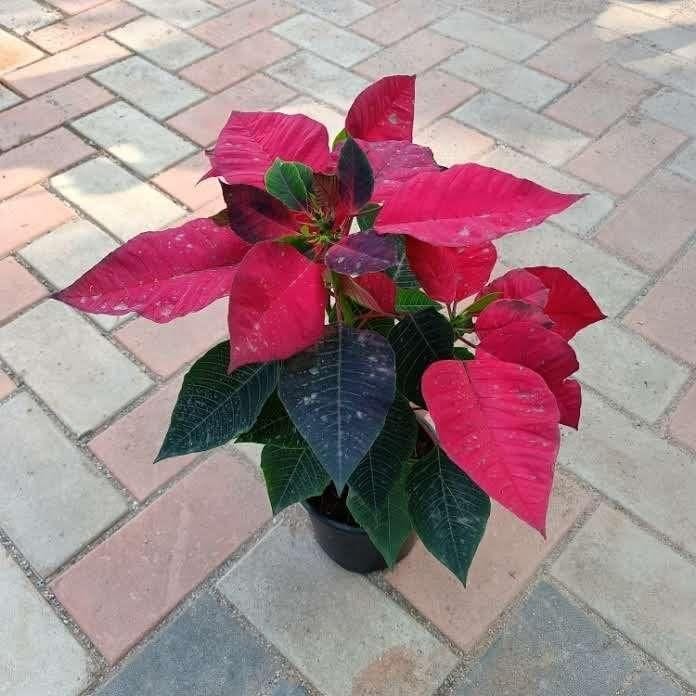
346, 396, 416, 565
261, 439, 329, 514
55, 218, 250, 323
395, 288, 440, 313
422, 356, 560, 534
407, 445, 490, 584
236, 392, 296, 445
388, 309, 454, 406
387, 237, 419, 289
278, 325, 396, 490
157, 342, 279, 461
325, 230, 398, 274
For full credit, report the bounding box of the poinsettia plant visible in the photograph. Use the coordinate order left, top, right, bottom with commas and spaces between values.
56, 75, 605, 582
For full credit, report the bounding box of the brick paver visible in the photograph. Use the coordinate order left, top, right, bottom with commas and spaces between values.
1, 1, 696, 693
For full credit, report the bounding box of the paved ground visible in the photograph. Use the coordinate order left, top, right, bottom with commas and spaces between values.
1, 0, 696, 694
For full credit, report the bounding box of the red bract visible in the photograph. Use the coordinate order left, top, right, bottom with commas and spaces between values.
481, 268, 550, 307
375, 164, 584, 247
207, 112, 330, 187
345, 74, 415, 142
422, 357, 560, 534
228, 241, 326, 370
526, 267, 606, 339
353, 272, 396, 314
406, 238, 496, 303
55, 218, 250, 323
475, 299, 553, 339
477, 322, 580, 428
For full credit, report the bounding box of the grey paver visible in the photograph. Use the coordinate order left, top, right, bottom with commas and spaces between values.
19, 219, 124, 330
496, 222, 648, 317
125, 0, 220, 28
433, 9, 546, 61
618, 41, 696, 97
272, 13, 379, 68
642, 88, 696, 137
572, 319, 689, 422
454, 581, 634, 695
669, 141, 696, 181
0, 302, 153, 435
96, 592, 308, 696
0, 0, 60, 34
267, 51, 369, 110
0, 85, 21, 110
0, 392, 128, 574
108, 16, 214, 70
72, 102, 196, 177
479, 146, 614, 237
218, 523, 458, 696
92, 56, 205, 119
443, 46, 566, 110
51, 157, 185, 241
1, 545, 91, 695
560, 390, 696, 557
552, 505, 696, 688
626, 672, 684, 696
452, 92, 589, 166
286, 0, 373, 26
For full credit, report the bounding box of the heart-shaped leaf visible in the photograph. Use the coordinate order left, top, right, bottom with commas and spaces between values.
406, 237, 497, 303
207, 112, 329, 187
388, 309, 454, 406
265, 159, 314, 211
325, 230, 398, 274
55, 218, 250, 323
261, 439, 330, 514
375, 164, 584, 247
236, 392, 296, 445
422, 356, 560, 533
228, 241, 327, 370
222, 183, 298, 243
478, 322, 580, 429
279, 325, 396, 490
337, 137, 374, 212
475, 299, 553, 339
407, 445, 490, 584
346, 395, 417, 566
157, 342, 278, 461
345, 74, 415, 142
526, 266, 606, 339
395, 288, 440, 313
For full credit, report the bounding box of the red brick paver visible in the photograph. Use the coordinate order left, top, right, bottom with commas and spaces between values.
0, 257, 48, 322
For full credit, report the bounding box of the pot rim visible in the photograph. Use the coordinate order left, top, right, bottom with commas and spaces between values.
301, 499, 368, 536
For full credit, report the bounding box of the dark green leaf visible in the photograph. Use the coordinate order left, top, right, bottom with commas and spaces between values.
332, 127, 348, 148
338, 137, 374, 212
261, 440, 330, 514
279, 325, 396, 490
157, 342, 279, 460
387, 237, 420, 289
453, 345, 475, 360
347, 396, 417, 565
265, 158, 314, 211
356, 202, 382, 231
236, 392, 296, 446
407, 446, 490, 584
388, 309, 454, 406
365, 316, 395, 337
396, 288, 440, 313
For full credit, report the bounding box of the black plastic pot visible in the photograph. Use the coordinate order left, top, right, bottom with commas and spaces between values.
302, 498, 414, 573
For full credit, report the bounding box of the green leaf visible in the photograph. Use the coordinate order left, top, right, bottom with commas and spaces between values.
364, 316, 395, 338
347, 396, 417, 565
387, 237, 420, 289
453, 345, 475, 360
356, 202, 382, 231
265, 158, 314, 211
396, 288, 440, 313
388, 309, 454, 406
462, 292, 501, 316
407, 446, 490, 584
332, 127, 348, 149
261, 440, 330, 514
157, 342, 279, 461
236, 392, 296, 445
